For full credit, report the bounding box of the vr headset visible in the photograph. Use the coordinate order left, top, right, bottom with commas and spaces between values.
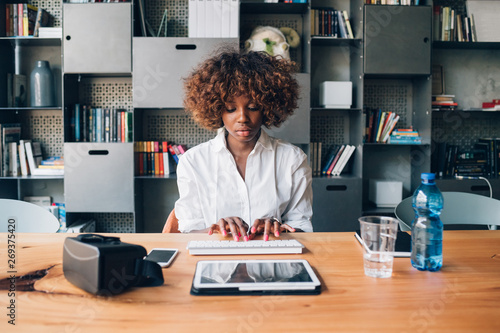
63, 234, 164, 295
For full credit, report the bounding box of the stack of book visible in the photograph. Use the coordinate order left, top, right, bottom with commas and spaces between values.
187, 0, 239, 38
388, 129, 422, 144
320, 144, 356, 177
481, 99, 500, 111
475, 137, 500, 178
433, 5, 476, 42
453, 148, 488, 177
365, 0, 417, 4
435, 140, 498, 178
432, 95, 457, 111
0, 123, 63, 177
310, 8, 354, 38
4, 4, 51, 37
135, 141, 187, 176
71, 104, 132, 143
365, 109, 400, 143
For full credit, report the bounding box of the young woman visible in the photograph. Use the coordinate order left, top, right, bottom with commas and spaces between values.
174, 49, 313, 240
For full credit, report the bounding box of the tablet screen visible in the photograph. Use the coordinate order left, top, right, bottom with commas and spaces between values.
191, 259, 321, 295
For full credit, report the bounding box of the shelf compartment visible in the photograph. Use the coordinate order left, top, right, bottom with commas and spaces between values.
64, 142, 135, 213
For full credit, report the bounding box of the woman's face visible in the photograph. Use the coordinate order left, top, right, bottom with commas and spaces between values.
222, 95, 263, 146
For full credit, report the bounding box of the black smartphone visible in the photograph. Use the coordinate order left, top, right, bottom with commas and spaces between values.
144, 248, 179, 267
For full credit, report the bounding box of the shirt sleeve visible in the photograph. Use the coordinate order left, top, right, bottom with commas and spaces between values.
281, 153, 314, 232
174, 155, 208, 233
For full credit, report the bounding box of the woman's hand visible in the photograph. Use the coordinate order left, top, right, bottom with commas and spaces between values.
249, 218, 296, 241
208, 217, 250, 241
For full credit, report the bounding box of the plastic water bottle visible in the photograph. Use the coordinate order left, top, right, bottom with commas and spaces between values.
411, 172, 444, 271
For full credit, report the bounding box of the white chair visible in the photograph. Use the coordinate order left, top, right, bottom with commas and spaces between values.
394, 192, 500, 232
0, 199, 60, 233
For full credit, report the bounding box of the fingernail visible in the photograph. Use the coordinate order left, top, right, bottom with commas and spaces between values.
251, 227, 256, 233
291, 228, 296, 232
264, 234, 269, 242
208, 230, 212, 235
234, 236, 239, 242
275, 231, 279, 237
244, 236, 249, 242
222, 230, 227, 236
238, 232, 241, 237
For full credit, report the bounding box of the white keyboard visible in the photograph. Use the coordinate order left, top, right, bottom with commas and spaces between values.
186, 239, 305, 255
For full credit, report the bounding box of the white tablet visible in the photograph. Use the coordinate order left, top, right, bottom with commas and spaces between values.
190, 259, 321, 296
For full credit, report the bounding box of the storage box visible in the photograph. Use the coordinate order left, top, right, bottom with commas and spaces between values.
319, 81, 352, 108
369, 180, 403, 208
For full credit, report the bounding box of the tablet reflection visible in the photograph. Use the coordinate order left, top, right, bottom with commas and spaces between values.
200, 262, 313, 284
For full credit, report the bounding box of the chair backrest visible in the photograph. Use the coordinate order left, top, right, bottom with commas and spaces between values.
395, 192, 500, 231
162, 208, 180, 233
0, 199, 60, 233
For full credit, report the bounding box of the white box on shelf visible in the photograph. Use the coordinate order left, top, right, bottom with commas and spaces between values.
369, 179, 403, 208
319, 81, 352, 108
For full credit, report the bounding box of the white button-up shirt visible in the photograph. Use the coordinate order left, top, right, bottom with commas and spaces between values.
175, 129, 313, 233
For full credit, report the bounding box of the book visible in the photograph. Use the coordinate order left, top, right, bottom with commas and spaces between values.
205, 0, 214, 37
327, 144, 346, 175
321, 145, 340, 175
197, 0, 206, 37
188, 0, 198, 37
8, 142, 19, 176
162, 142, 176, 174
18, 139, 31, 176
33, 7, 51, 37
332, 145, 355, 176
74, 104, 81, 142
342, 10, 354, 39
213, 0, 222, 37
221, 0, 230, 37
229, 0, 238, 38
24, 141, 36, 174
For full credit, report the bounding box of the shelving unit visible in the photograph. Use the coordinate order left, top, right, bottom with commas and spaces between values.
1, 0, 499, 232
0, 0, 63, 206
430, 0, 500, 198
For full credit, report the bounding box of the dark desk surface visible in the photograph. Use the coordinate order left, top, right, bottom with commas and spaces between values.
1, 231, 499, 332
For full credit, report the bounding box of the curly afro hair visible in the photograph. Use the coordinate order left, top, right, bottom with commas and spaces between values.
183, 48, 299, 131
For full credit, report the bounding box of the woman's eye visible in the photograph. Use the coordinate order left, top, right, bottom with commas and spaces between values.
225, 107, 236, 113
248, 106, 260, 111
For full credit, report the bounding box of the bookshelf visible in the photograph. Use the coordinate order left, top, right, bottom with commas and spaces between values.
431, 0, 500, 191
2, 0, 499, 232
0, 0, 64, 210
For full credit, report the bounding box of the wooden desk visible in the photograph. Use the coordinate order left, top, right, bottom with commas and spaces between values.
1, 231, 499, 332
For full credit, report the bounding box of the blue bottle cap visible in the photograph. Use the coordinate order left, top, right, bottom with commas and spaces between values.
421, 172, 435, 180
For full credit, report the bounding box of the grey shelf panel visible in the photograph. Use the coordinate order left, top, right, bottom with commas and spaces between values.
310, 37, 362, 47
433, 41, 500, 50
0, 107, 62, 111
241, 2, 308, 14
0, 37, 61, 47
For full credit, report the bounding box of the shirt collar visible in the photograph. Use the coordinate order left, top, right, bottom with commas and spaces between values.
211, 127, 273, 153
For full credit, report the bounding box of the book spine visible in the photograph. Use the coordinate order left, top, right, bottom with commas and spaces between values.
104, 108, 110, 143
